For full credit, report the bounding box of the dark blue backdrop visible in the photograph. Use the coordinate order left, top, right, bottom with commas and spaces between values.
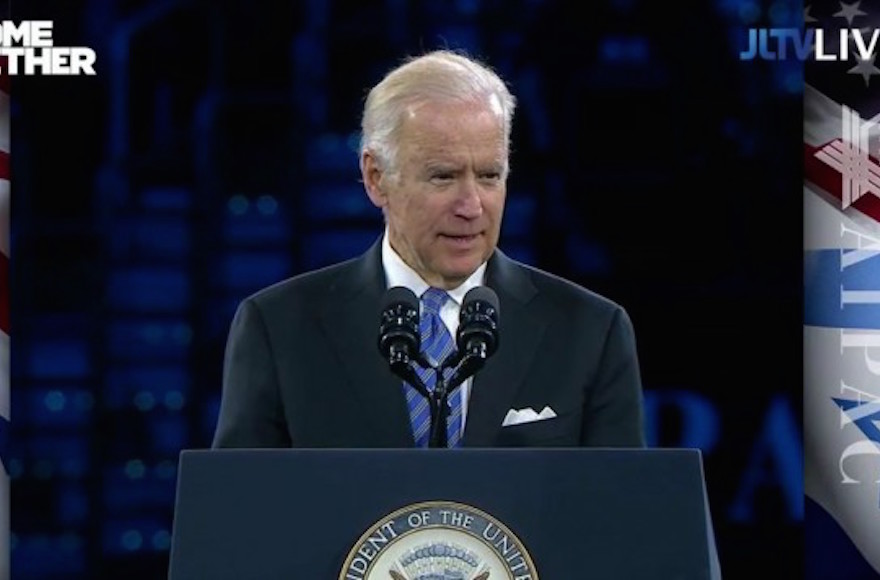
10, 1, 803, 578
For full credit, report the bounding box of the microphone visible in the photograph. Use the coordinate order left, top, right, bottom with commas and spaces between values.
441, 286, 500, 390
378, 287, 430, 398
378, 286, 445, 447
378, 286, 419, 364
425, 285, 499, 448
457, 285, 500, 359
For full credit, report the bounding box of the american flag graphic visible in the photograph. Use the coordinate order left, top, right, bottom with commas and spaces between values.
803, 1, 880, 577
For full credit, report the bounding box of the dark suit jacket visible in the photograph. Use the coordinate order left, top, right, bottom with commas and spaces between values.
212, 238, 645, 448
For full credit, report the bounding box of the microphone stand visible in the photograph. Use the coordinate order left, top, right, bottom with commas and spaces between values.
389, 338, 491, 448
427, 343, 492, 448
427, 365, 450, 448
395, 359, 450, 449
387, 350, 441, 444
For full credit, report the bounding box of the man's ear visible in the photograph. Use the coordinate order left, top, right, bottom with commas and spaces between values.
361, 150, 386, 209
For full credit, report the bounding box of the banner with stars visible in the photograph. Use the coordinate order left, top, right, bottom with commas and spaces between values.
804, 1, 880, 577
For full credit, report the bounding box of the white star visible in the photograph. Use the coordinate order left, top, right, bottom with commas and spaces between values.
847, 54, 880, 86
834, 1, 867, 26
804, 5, 819, 23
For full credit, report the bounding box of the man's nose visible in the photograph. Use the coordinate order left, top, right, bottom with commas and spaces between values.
455, 178, 483, 219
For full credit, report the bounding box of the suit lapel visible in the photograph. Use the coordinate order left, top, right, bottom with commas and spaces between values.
319, 239, 415, 447
463, 251, 549, 447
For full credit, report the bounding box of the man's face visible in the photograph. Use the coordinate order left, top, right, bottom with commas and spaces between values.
363, 99, 508, 289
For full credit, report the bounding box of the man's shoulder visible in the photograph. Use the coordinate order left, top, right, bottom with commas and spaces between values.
244, 256, 363, 310
503, 256, 627, 317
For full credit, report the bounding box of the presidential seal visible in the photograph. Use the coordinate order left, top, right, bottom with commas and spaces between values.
339, 501, 539, 580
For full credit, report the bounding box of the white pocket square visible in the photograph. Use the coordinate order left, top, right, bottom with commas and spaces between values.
501, 406, 558, 427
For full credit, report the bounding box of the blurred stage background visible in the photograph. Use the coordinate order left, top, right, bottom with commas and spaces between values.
10, 0, 803, 578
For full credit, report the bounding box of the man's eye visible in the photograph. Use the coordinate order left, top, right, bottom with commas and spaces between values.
430, 173, 454, 181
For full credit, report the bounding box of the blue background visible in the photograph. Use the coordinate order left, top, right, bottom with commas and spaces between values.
10, 1, 805, 578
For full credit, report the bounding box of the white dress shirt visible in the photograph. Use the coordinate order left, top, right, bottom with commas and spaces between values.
381, 230, 487, 439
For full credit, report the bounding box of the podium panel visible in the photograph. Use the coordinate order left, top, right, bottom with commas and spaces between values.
169, 448, 721, 579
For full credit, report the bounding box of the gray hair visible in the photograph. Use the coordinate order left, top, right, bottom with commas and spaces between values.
360, 49, 517, 177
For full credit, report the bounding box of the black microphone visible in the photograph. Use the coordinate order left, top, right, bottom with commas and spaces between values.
441, 286, 500, 390
378, 286, 420, 372
378, 287, 431, 399
457, 285, 500, 359
379, 286, 448, 447
425, 286, 499, 448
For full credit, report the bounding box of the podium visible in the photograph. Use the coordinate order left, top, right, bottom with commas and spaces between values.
168, 448, 721, 579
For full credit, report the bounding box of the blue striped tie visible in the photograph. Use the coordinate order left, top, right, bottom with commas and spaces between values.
405, 288, 463, 448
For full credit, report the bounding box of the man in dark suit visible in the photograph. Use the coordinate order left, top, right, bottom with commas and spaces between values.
213, 49, 645, 449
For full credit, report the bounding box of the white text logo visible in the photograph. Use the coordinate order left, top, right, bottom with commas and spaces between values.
0, 21, 96, 75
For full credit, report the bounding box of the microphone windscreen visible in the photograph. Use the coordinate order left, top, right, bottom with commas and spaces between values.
382, 286, 419, 312
378, 286, 421, 361
459, 286, 500, 359
462, 286, 499, 318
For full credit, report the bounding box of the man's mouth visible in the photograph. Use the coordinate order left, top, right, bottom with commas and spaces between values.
440, 233, 480, 244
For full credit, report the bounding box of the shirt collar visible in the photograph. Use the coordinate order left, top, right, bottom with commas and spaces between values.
381, 228, 487, 306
